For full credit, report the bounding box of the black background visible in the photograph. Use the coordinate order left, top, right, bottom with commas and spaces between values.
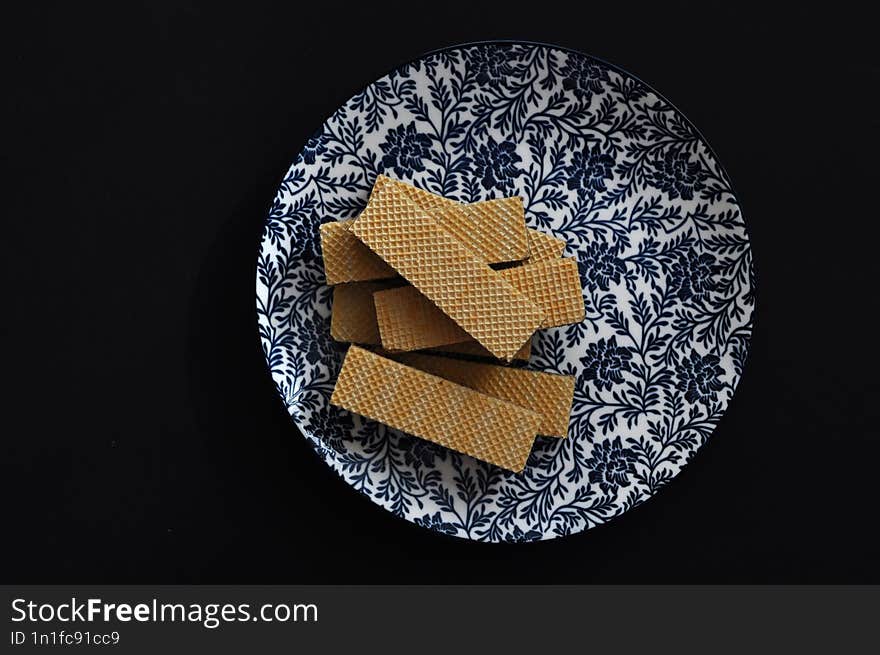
4, 3, 878, 583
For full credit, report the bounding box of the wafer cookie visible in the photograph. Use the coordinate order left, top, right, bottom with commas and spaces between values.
373, 258, 582, 352
350, 177, 543, 360
370, 177, 561, 265
431, 196, 529, 264
330, 283, 531, 359
324, 177, 545, 283
378, 178, 563, 264
373, 285, 536, 353
393, 353, 574, 438
319, 221, 396, 285
500, 258, 584, 327
323, 206, 528, 284
371, 177, 529, 263
331, 346, 539, 472
373, 280, 471, 350
526, 228, 566, 263
330, 281, 401, 344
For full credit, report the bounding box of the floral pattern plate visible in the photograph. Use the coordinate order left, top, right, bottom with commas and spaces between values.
256, 42, 754, 542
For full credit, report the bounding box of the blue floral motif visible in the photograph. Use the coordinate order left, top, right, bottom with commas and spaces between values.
302, 315, 342, 370
646, 150, 706, 200
503, 525, 543, 543
586, 437, 638, 493
296, 129, 327, 165
380, 123, 432, 177
472, 138, 522, 191
669, 249, 718, 302
566, 148, 615, 199
414, 512, 459, 536
306, 406, 354, 455
467, 45, 518, 87
398, 436, 446, 470
292, 211, 326, 261
577, 241, 626, 291
580, 338, 634, 391
677, 351, 725, 405
256, 43, 754, 542
560, 56, 610, 101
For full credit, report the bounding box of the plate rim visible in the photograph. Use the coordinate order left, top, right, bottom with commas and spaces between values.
255, 39, 757, 543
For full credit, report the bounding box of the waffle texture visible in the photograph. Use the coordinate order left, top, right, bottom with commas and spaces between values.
431, 196, 528, 264
331, 281, 401, 344
331, 346, 540, 472
500, 258, 585, 327
393, 352, 574, 438
350, 177, 543, 360
319, 221, 396, 285
372, 258, 583, 352
340, 176, 457, 235
370, 177, 528, 264
373, 282, 471, 350
325, 177, 545, 283
373, 286, 538, 355
526, 228, 566, 263
331, 282, 531, 359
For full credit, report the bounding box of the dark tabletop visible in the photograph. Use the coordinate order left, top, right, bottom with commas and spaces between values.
4, 2, 878, 583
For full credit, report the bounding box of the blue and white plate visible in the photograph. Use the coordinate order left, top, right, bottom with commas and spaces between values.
256, 42, 755, 542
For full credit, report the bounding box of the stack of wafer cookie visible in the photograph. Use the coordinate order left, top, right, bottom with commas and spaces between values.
322, 175, 584, 473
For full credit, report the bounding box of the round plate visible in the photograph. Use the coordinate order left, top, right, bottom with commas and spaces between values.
256, 42, 755, 542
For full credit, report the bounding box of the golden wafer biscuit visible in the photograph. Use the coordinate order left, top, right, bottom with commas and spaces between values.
393, 352, 574, 438
431, 196, 529, 264
330, 281, 401, 344
319, 221, 396, 285
338, 176, 457, 235
373, 286, 468, 354
355, 176, 454, 230
373, 282, 471, 351
526, 228, 566, 263
500, 258, 585, 327
376, 178, 564, 265
373, 258, 583, 352
350, 177, 543, 360
322, 179, 564, 282
326, 177, 538, 283
331, 346, 540, 472
327, 207, 527, 283
374, 285, 537, 354
375, 177, 529, 263
331, 283, 531, 359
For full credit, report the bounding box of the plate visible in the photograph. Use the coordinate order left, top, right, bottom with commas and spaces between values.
256, 42, 755, 542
